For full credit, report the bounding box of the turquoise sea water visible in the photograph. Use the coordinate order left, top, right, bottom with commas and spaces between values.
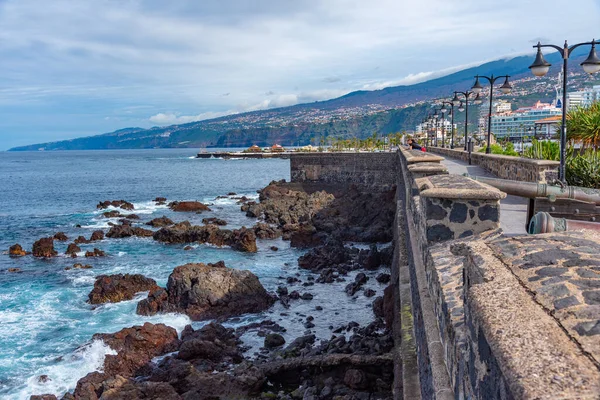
0, 149, 387, 399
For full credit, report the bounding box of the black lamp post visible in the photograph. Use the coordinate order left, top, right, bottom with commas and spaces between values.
471, 75, 513, 154
440, 101, 454, 149
529, 39, 600, 183
433, 109, 440, 147
452, 91, 482, 151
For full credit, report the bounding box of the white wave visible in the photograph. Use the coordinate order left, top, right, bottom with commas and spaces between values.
80, 221, 112, 229
131, 201, 168, 215
144, 313, 192, 335
117, 251, 127, 257
68, 274, 96, 287
16, 340, 116, 400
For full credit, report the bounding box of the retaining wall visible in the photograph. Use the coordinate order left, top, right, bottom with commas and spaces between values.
289, 152, 397, 190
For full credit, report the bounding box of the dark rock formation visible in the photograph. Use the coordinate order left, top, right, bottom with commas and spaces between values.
97, 200, 134, 211
345, 273, 369, 296
137, 262, 274, 320
74, 235, 90, 244
153, 222, 257, 252
252, 222, 282, 239
264, 333, 286, 348
32, 238, 57, 258
8, 244, 28, 257
90, 230, 105, 241
53, 232, 68, 241
146, 216, 174, 227
85, 248, 106, 257
29, 395, 57, 400
154, 197, 167, 205
168, 201, 211, 212
202, 217, 227, 226
107, 225, 154, 238
102, 210, 122, 218
65, 243, 81, 257
88, 274, 160, 304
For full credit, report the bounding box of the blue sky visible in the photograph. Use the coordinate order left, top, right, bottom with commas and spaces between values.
0, 0, 599, 150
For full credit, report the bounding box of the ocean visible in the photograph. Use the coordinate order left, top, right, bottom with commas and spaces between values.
0, 149, 385, 400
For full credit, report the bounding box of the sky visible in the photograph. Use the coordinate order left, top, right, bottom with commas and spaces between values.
0, 0, 599, 150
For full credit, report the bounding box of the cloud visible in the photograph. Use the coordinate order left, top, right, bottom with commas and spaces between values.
0, 0, 599, 148
149, 111, 233, 125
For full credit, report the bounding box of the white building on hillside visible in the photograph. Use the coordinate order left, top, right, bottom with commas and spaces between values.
490, 101, 561, 139
567, 85, 600, 110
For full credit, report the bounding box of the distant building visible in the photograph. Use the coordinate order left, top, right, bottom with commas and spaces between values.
246, 144, 262, 153
490, 101, 561, 139
566, 85, 600, 110
479, 100, 512, 135
534, 115, 561, 138
271, 144, 285, 152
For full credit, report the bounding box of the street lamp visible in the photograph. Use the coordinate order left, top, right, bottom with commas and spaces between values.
440, 101, 454, 149
471, 75, 512, 154
529, 39, 600, 183
432, 108, 441, 147
453, 91, 482, 157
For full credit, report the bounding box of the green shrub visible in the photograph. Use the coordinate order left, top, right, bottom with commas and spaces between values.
566, 149, 600, 189
523, 139, 559, 161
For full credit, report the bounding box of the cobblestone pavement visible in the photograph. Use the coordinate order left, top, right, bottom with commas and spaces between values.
440, 157, 528, 235
487, 230, 600, 364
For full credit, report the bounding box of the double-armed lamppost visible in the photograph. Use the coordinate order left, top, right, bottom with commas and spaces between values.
529, 38, 600, 183
432, 109, 441, 147
452, 91, 482, 152
440, 101, 455, 149
471, 75, 513, 154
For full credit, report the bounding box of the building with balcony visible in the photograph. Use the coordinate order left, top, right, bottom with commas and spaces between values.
490, 101, 562, 139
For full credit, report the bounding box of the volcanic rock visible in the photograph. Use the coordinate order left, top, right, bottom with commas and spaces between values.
345, 273, 368, 296
89, 274, 160, 304
90, 230, 105, 241
264, 333, 286, 348
65, 243, 81, 256
85, 248, 106, 257
97, 200, 135, 211
153, 223, 257, 253
202, 217, 227, 226
168, 201, 211, 212
74, 235, 90, 244
154, 197, 167, 204
252, 222, 282, 239
103, 210, 122, 218
8, 268, 21, 273
9, 243, 28, 257
93, 322, 179, 377
107, 225, 154, 238
53, 232, 68, 241
29, 395, 57, 400
146, 216, 174, 227
137, 262, 274, 320
376, 273, 391, 284
32, 238, 57, 258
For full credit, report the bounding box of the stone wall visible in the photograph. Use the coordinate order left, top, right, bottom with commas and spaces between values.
290, 152, 397, 190
428, 147, 559, 183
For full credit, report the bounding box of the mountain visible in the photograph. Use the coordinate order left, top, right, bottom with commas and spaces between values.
8, 46, 592, 151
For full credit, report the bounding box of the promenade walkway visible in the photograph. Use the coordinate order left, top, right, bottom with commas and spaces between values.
440, 157, 528, 235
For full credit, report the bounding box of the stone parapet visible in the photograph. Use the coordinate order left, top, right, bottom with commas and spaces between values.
428, 146, 560, 183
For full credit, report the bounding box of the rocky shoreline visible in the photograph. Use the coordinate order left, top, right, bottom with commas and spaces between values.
26, 180, 397, 400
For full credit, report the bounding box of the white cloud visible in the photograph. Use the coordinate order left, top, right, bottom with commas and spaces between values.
149, 111, 233, 125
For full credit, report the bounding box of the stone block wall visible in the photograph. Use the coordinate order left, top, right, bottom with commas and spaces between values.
428, 147, 559, 183
290, 152, 397, 190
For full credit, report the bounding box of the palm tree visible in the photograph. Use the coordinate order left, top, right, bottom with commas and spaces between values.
565, 101, 600, 150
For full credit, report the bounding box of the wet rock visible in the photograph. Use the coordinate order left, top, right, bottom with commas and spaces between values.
382, 285, 395, 329
29, 395, 57, 400
123, 214, 140, 220
183, 245, 194, 251
168, 201, 211, 212
277, 286, 288, 296
264, 333, 286, 348
103, 210, 122, 218
376, 273, 391, 284
253, 222, 282, 239
345, 273, 368, 296
53, 232, 68, 241
137, 262, 274, 321
153, 223, 257, 253
85, 248, 106, 257
154, 197, 167, 204
301, 293, 313, 300
37, 375, 51, 383
298, 241, 357, 273
9, 243, 28, 257
146, 216, 174, 227
73, 263, 93, 269
8, 268, 21, 273
364, 288, 376, 297
282, 334, 316, 357
97, 200, 134, 211
74, 235, 90, 244
65, 243, 81, 257
90, 230, 105, 241
227, 192, 237, 196
178, 322, 243, 365
93, 322, 179, 377
32, 237, 57, 258
107, 225, 154, 238
89, 274, 159, 304
373, 297, 384, 318
202, 217, 227, 226
270, 246, 279, 251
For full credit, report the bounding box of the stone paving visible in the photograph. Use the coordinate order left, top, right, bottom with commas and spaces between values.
487, 230, 600, 365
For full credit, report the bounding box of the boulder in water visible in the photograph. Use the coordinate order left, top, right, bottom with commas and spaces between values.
32, 238, 57, 258
53, 232, 68, 241
8, 243, 28, 257
65, 243, 81, 257
89, 274, 160, 304
107, 225, 153, 238
85, 248, 106, 257
90, 230, 105, 241
168, 201, 211, 212
146, 216, 174, 227
137, 262, 274, 320
97, 200, 134, 211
